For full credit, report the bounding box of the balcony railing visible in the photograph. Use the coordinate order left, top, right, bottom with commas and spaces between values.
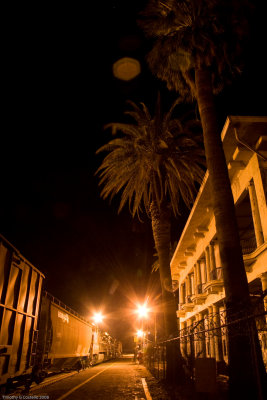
197, 284, 203, 294
186, 295, 193, 303
240, 237, 257, 255
210, 267, 223, 280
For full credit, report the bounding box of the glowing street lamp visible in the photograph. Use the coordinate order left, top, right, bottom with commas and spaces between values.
136, 301, 158, 343
92, 312, 103, 325
135, 302, 150, 351
137, 303, 149, 319
136, 329, 144, 338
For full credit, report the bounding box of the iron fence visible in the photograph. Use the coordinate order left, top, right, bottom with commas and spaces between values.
144, 295, 267, 382
144, 342, 166, 380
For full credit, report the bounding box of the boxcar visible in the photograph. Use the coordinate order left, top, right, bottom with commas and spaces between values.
0, 234, 44, 388
36, 292, 94, 371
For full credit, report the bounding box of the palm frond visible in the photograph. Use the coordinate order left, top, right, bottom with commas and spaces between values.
139, 0, 253, 97
96, 96, 206, 218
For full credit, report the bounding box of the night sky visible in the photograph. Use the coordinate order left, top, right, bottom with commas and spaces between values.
1, 1, 266, 348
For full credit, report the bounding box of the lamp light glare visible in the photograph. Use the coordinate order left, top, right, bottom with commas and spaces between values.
93, 312, 103, 324
137, 329, 144, 338
137, 304, 149, 318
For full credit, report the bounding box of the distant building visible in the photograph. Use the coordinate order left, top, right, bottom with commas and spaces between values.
170, 116, 267, 369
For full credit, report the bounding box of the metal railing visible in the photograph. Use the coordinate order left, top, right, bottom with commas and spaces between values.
43, 291, 92, 325
144, 293, 267, 382
210, 267, 223, 280
197, 284, 202, 294
240, 236, 257, 255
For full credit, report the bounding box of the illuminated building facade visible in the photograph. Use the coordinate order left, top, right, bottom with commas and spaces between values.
170, 116, 267, 368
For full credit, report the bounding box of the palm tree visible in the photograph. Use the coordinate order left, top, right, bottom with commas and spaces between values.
96, 96, 205, 382
139, 1, 266, 398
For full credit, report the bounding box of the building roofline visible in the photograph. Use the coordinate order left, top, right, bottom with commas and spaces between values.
171, 115, 267, 273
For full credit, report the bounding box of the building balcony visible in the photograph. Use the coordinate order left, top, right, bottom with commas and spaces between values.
181, 296, 194, 312
203, 268, 224, 294
243, 241, 267, 272
191, 284, 207, 305
177, 305, 186, 318
191, 293, 207, 305
241, 237, 257, 256
203, 280, 224, 294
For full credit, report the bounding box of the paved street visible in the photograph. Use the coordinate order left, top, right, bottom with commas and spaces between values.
25, 358, 170, 400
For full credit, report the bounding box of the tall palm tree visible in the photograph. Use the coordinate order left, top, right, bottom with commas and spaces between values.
96, 96, 205, 382
139, 1, 266, 398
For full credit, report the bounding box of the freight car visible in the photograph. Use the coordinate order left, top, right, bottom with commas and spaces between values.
0, 234, 44, 390
0, 234, 122, 392
37, 291, 102, 372
34, 291, 122, 378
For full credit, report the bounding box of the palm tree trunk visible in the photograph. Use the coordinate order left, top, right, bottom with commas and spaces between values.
150, 200, 185, 384
195, 67, 266, 400
150, 200, 177, 335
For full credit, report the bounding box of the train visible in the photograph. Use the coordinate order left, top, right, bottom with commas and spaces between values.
0, 234, 122, 392
36, 291, 122, 372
